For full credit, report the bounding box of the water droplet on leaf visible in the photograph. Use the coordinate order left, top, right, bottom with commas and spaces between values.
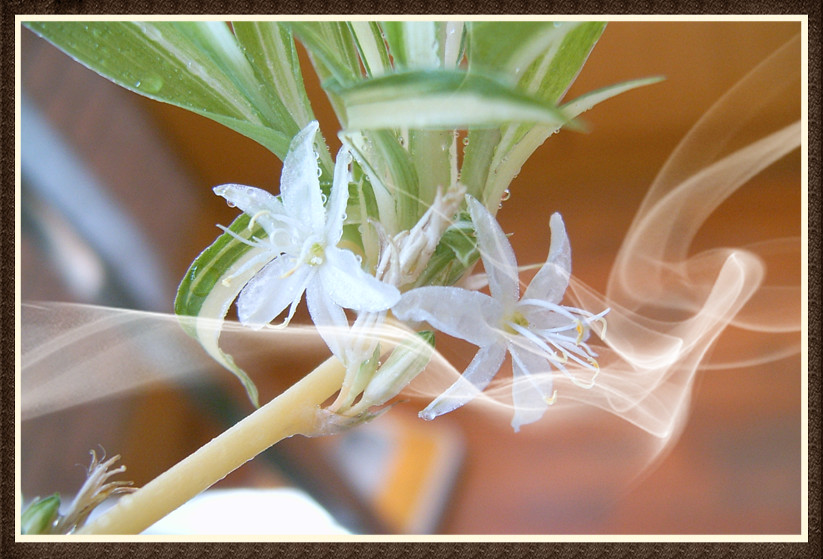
136, 72, 163, 94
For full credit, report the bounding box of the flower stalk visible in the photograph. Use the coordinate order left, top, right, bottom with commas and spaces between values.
77, 356, 345, 535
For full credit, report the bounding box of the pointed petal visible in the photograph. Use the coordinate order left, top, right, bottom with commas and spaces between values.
280, 120, 325, 232
466, 196, 519, 305
419, 342, 507, 420
213, 184, 285, 237
305, 279, 349, 359
523, 212, 571, 303
236, 256, 312, 327
325, 147, 353, 245
320, 247, 400, 312
392, 285, 501, 347
509, 343, 555, 432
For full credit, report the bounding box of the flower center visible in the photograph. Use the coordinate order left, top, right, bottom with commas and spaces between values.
306, 242, 326, 266
503, 310, 529, 335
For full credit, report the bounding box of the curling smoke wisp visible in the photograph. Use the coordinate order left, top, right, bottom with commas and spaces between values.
21, 36, 802, 466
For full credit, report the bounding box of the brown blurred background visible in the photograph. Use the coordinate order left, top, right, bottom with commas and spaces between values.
19, 20, 804, 535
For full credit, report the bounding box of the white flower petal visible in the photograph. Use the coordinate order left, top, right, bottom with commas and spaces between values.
236, 256, 312, 328
523, 212, 571, 303
466, 196, 519, 306
213, 184, 286, 238
392, 286, 501, 347
320, 247, 400, 312
509, 343, 555, 432
280, 120, 325, 234
419, 342, 507, 420
325, 147, 353, 246
305, 279, 350, 360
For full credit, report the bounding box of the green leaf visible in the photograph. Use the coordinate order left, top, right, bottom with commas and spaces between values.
24, 21, 297, 160
231, 22, 334, 175
409, 128, 456, 216
523, 22, 606, 101
560, 75, 665, 119
231, 22, 313, 130
460, 128, 501, 200
22, 494, 61, 535
490, 22, 607, 156
329, 70, 572, 130
175, 214, 271, 407
468, 22, 574, 84
381, 21, 440, 70
288, 22, 362, 87
342, 162, 382, 267
481, 75, 665, 207
466, 22, 605, 102
463, 21, 608, 207
349, 21, 392, 77
341, 129, 420, 233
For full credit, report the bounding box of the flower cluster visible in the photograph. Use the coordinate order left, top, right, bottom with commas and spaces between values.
215, 121, 607, 431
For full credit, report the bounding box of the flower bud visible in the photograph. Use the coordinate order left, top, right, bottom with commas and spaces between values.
355, 330, 435, 412
21, 494, 60, 535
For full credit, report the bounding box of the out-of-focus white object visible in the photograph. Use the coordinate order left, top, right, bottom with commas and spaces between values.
99, 488, 351, 535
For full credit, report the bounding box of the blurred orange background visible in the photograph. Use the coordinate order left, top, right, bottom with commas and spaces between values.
19, 20, 804, 535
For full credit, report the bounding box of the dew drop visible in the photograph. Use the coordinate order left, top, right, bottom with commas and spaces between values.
136, 72, 164, 94
501, 189, 511, 201
141, 24, 164, 42
462, 136, 470, 146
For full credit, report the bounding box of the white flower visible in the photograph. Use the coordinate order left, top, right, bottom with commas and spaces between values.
393, 196, 607, 431
214, 121, 401, 359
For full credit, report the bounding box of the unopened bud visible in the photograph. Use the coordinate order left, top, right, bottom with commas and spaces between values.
355, 330, 435, 412
21, 494, 60, 535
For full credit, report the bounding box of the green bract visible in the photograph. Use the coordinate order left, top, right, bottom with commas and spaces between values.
25, 19, 659, 406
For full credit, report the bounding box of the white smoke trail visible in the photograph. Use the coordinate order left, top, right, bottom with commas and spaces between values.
397, 35, 802, 453
19, 35, 802, 507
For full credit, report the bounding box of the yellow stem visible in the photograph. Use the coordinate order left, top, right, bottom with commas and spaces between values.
77, 357, 345, 535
